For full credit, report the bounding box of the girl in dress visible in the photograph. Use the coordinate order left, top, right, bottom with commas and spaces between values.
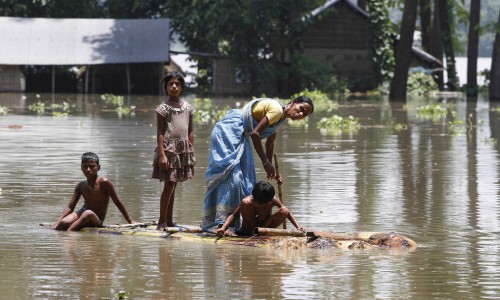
152, 72, 196, 230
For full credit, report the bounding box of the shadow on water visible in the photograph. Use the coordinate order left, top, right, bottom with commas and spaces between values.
1, 92, 500, 298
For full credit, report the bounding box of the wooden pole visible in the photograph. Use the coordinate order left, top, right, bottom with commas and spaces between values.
85, 66, 89, 94
254, 227, 305, 237
51, 65, 55, 94
273, 153, 286, 229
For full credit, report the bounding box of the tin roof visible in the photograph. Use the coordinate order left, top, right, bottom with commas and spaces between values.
0, 17, 169, 65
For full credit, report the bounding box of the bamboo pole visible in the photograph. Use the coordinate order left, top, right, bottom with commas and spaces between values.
254, 227, 305, 237
273, 153, 286, 229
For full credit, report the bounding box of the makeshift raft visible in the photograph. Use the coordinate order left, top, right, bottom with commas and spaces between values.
40, 223, 417, 250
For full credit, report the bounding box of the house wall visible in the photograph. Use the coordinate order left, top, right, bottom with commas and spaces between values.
0, 65, 25, 92
213, 58, 251, 95
301, 2, 376, 90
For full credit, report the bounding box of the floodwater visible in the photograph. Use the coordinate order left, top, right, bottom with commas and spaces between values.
0, 92, 499, 299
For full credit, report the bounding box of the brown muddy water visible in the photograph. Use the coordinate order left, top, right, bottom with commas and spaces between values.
0, 92, 499, 299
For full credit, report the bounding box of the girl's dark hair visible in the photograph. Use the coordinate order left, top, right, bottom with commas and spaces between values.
290, 95, 314, 114
252, 181, 275, 204
81, 152, 99, 165
161, 71, 185, 93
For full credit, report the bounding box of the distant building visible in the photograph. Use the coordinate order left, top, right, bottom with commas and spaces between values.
211, 0, 442, 95
0, 17, 172, 94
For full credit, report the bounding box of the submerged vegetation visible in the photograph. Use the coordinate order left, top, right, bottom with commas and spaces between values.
317, 114, 361, 135
22, 94, 135, 117
407, 71, 439, 95
290, 89, 338, 114
192, 97, 232, 124
416, 103, 449, 121
27, 95, 70, 117
100, 94, 135, 116
415, 103, 472, 136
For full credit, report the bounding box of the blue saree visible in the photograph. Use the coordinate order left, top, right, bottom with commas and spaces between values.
201, 98, 286, 230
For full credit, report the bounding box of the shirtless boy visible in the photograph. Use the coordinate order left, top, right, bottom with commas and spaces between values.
52, 152, 136, 231
216, 181, 303, 237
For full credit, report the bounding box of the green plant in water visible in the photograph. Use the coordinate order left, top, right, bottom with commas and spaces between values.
116, 290, 132, 299
52, 112, 68, 118
194, 106, 230, 124
393, 123, 408, 132
29, 101, 46, 115
416, 104, 448, 122
447, 114, 464, 136
317, 114, 360, 135
100, 94, 135, 116
481, 137, 497, 145
490, 106, 500, 113
115, 105, 136, 116
192, 97, 214, 110
290, 89, 338, 113
101, 94, 124, 107
287, 118, 309, 128
407, 71, 439, 95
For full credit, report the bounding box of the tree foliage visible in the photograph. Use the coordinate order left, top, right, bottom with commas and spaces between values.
366, 0, 395, 84
0, 0, 165, 18
162, 0, 322, 95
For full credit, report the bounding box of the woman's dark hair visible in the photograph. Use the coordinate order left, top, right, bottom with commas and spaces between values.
161, 71, 185, 93
291, 95, 314, 114
81, 152, 99, 165
252, 181, 275, 204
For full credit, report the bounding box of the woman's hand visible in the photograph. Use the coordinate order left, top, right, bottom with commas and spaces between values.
263, 160, 276, 179
215, 227, 225, 237
276, 174, 283, 185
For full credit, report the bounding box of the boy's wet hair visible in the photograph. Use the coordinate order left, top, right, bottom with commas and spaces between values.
81, 152, 99, 165
252, 181, 275, 204
290, 95, 314, 114
161, 71, 185, 93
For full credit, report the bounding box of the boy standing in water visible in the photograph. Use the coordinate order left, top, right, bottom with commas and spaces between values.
216, 181, 304, 237
52, 152, 136, 231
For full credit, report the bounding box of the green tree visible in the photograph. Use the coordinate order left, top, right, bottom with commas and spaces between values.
163, 0, 321, 95
104, 0, 166, 18
366, 0, 395, 84
0, 0, 165, 18
0, 0, 48, 17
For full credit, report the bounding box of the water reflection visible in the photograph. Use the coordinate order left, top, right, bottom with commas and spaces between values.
1, 92, 500, 299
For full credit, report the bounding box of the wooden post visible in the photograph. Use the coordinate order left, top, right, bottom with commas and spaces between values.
273, 154, 286, 229
51, 65, 55, 94
126, 63, 131, 96
85, 66, 89, 94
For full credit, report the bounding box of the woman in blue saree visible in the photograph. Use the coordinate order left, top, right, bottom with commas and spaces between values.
201, 96, 314, 230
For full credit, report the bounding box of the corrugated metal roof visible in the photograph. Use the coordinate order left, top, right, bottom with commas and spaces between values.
0, 17, 169, 65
